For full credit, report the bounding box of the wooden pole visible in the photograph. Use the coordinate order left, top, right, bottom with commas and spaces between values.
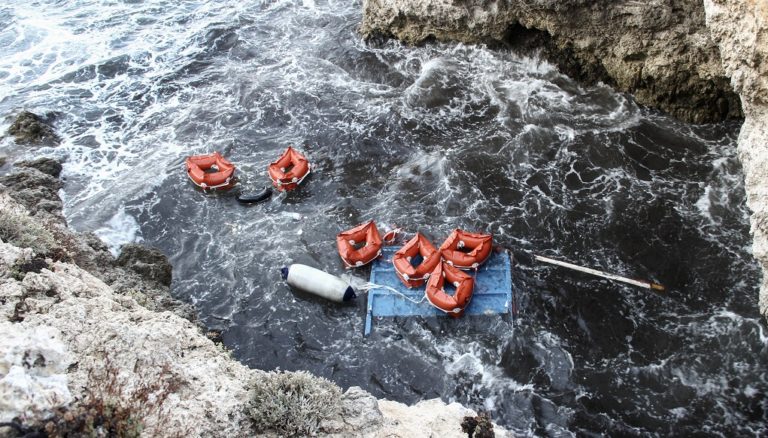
534, 255, 665, 292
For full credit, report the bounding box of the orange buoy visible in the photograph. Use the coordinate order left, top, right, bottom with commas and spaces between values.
439, 229, 493, 270
425, 260, 475, 318
337, 221, 383, 268
185, 152, 236, 189
268, 146, 310, 191
392, 233, 441, 288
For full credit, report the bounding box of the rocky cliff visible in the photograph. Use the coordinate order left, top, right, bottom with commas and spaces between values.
703, 0, 768, 320
361, 0, 742, 124
0, 159, 510, 437
361, 0, 768, 321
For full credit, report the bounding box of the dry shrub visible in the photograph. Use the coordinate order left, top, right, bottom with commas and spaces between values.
461, 411, 495, 438
0, 208, 56, 256
248, 370, 342, 436
9, 357, 185, 438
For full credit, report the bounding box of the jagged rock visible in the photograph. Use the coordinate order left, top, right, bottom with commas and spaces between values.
15, 158, 63, 178
0, 262, 255, 437
116, 243, 173, 287
0, 168, 63, 221
321, 386, 383, 434
376, 398, 511, 437
0, 164, 193, 321
7, 111, 60, 146
360, 0, 742, 123
68, 234, 194, 320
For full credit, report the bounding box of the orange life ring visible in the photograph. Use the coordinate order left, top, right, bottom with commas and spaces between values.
425, 261, 475, 318
268, 146, 310, 191
439, 229, 493, 270
185, 152, 235, 189
337, 221, 383, 268
392, 233, 441, 288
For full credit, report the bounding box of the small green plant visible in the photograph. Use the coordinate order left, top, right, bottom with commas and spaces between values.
248, 370, 342, 436
0, 208, 56, 256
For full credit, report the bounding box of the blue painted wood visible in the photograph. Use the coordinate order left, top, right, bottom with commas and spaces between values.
364, 247, 513, 336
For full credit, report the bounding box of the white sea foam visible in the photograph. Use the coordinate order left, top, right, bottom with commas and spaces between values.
93, 206, 143, 256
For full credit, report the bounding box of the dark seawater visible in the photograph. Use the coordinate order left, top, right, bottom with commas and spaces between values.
1, 1, 766, 435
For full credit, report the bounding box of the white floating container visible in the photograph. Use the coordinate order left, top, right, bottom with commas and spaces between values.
280, 264, 356, 303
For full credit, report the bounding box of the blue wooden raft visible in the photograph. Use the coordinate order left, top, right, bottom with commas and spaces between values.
364, 247, 513, 336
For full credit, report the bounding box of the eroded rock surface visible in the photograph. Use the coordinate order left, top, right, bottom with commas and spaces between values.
6, 111, 60, 146
704, 0, 768, 319
361, 0, 742, 123
0, 167, 64, 222
15, 158, 63, 179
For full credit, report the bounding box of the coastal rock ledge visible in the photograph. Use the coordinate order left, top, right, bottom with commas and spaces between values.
360, 0, 742, 124
362, 0, 768, 321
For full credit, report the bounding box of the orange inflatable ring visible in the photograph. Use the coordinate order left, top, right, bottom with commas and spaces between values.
185, 152, 235, 189
439, 229, 493, 270
425, 261, 475, 318
337, 221, 383, 268
268, 146, 310, 191
392, 233, 441, 288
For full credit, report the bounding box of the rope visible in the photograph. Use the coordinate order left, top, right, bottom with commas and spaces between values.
357, 282, 426, 305
392, 263, 431, 282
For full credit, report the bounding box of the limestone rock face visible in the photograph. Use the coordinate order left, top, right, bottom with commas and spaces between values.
0, 239, 510, 436
0, 258, 256, 437
703, 0, 768, 320
0, 167, 194, 321
377, 398, 511, 437
361, 0, 742, 123
0, 324, 72, 423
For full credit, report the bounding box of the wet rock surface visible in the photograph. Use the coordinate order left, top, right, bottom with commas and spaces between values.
116, 243, 173, 287
360, 0, 742, 124
6, 111, 60, 146
15, 157, 63, 178
0, 160, 192, 321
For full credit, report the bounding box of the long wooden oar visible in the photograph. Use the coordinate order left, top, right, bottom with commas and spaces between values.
534, 254, 666, 292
